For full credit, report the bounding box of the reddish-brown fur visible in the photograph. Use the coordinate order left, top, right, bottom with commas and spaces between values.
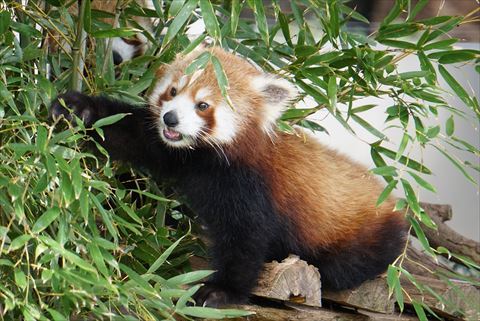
153, 47, 406, 252
227, 129, 404, 249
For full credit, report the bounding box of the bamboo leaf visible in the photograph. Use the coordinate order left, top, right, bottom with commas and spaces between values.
412, 301, 429, 321
32, 207, 60, 234
0, 11, 11, 35
199, 0, 221, 42
401, 178, 422, 216
251, 0, 269, 47
167, 270, 214, 286
9, 235, 32, 252
378, 39, 417, 50
432, 145, 477, 184
179, 306, 253, 318
377, 179, 398, 206
371, 166, 398, 177
93, 113, 130, 128
14, 268, 27, 290
327, 76, 337, 112
83, 0, 91, 33
351, 114, 386, 140
423, 38, 457, 51
407, 171, 436, 193
445, 115, 454, 136
395, 132, 409, 161
162, 0, 198, 48
185, 51, 211, 75
408, 216, 435, 256
376, 146, 431, 174
91, 27, 140, 38
211, 55, 233, 108
39, 236, 97, 272
438, 65, 474, 110
408, 0, 429, 21
230, 0, 241, 36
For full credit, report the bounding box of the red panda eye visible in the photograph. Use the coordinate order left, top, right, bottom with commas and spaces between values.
196, 102, 209, 111
170, 87, 177, 97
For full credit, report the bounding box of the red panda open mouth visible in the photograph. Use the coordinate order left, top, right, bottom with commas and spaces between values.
163, 128, 183, 141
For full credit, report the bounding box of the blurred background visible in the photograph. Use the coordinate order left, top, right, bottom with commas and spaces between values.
309, 0, 480, 241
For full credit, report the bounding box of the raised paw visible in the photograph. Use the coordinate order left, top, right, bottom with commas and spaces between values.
192, 283, 247, 308
50, 91, 97, 126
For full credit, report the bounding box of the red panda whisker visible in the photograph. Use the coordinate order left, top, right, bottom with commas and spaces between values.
197, 129, 230, 165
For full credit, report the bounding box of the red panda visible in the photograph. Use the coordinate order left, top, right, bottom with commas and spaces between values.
47, 0, 154, 64
50, 46, 408, 307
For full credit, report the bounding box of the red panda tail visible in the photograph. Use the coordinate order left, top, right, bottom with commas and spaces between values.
306, 214, 407, 290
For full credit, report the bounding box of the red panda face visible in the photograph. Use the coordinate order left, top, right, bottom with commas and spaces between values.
148, 47, 298, 148
149, 71, 234, 148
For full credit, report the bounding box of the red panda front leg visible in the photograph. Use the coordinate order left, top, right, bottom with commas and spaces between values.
50, 92, 169, 174
185, 166, 279, 307
193, 232, 269, 307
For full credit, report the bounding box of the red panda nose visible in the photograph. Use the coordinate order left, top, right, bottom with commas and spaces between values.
112, 50, 123, 65
163, 111, 179, 127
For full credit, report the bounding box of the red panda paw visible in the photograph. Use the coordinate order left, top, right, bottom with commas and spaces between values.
192, 283, 247, 308
50, 91, 97, 127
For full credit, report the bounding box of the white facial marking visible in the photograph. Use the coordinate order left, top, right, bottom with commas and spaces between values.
178, 75, 189, 90
112, 38, 137, 62
195, 88, 211, 102
149, 73, 173, 107
159, 93, 206, 148
212, 103, 238, 143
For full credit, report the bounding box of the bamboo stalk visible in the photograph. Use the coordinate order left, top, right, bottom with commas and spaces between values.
70, 0, 88, 91
102, 0, 122, 75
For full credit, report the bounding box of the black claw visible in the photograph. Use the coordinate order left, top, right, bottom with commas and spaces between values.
192, 283, 247, 308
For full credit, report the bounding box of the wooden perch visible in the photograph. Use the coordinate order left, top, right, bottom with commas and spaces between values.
214, 304, 420, 321
322, 277, 395, 314
252, 255, 322, 307
323, 272, 480, 321
417, 203, 480, 264
251, 254, 479, 321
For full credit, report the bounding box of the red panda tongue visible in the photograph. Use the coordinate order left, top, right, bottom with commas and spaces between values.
163, 128, 182, 141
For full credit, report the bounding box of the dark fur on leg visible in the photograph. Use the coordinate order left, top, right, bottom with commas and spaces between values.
177, 162, 284, 306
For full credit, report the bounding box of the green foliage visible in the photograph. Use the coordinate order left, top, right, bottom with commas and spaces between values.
0, 0, 478, 320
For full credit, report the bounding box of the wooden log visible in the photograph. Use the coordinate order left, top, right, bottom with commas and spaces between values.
322, 277, 395, 314
207, 304, 419, 321
420, 202, 453, 222
252, 255, 322, 307
415, 203, 480, 264
400, 274, 480, 321
323, 273, 479, 321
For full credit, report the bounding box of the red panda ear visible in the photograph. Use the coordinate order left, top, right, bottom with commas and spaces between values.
252, 74, 298, 134
254, 75, 298, 108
